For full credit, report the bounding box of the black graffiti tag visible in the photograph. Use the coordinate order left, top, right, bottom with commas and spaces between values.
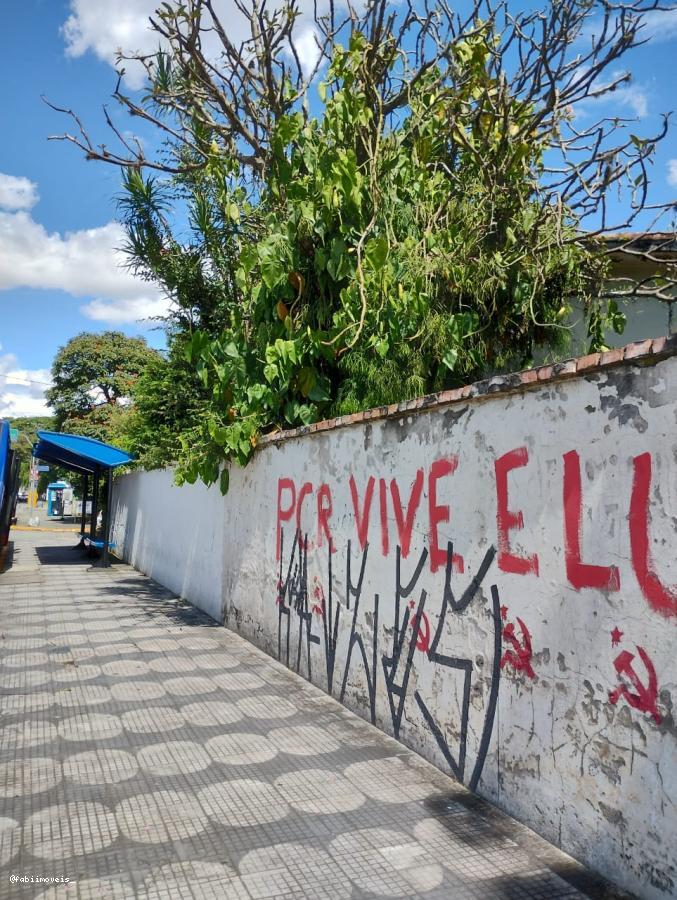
381, 546, 429, 739
339, 541, 379, 724
277, 528, 319, 677
414, 542, 501, 791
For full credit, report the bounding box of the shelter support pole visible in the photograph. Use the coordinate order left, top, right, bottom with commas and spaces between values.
89, 468, 99, 542
74, 474, 88, 549
80, 475, 88, 535
102, 468, 112, 568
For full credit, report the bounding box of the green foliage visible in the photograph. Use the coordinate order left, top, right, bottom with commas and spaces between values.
119, 337, 210, 470
121, 24, 619, 491
37, 468, 71, 497
6, 415, 55, 486
46, 331, 161, 445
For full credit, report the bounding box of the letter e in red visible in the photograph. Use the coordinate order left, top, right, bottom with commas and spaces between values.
495, 447, 539, 576
428, 457, 464, 573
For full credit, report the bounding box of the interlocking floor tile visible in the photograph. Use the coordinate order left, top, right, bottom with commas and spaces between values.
0, 530, 620, 899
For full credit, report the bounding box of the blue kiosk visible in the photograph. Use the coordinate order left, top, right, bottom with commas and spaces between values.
46, 481, 70, 518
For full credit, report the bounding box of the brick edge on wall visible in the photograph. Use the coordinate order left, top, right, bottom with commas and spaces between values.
258, 334, 677, 448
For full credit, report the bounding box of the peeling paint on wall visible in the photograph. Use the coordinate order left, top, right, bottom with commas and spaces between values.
113, 352, 677, 900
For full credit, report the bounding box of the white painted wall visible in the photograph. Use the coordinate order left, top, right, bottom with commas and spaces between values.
111, 468, 225, 620
113, 354, 677, 900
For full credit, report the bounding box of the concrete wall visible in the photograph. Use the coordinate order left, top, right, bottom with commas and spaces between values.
111, 467, 225, 620
112, 341, 677, 900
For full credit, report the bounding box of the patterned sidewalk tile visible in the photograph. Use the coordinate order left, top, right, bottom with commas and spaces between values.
0, 531, 622, 899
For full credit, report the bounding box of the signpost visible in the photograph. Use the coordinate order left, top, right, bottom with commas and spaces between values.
28, 458, 39, 508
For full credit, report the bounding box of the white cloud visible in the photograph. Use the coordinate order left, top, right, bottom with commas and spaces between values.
1, 213, 135, 297
62, 0, 161, 89
61, 0, 329, 88
0, 393, 53, 418
0, 174, 39, 211
65, 1, 673, 94
574, 67, 650, 121
0, 350, 53, 419
291, 27, 322, 76
0, 205, 171, 325
667, 160, 677, 188
638, 9, 677, 44
81, 296, 171, 323
583, 9, 677, 46
612, 84, 648, 119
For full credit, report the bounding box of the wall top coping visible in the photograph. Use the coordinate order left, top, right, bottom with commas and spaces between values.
258, 334, 676, 448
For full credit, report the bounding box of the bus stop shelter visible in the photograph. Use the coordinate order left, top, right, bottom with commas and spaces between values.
32, 431, 132, 567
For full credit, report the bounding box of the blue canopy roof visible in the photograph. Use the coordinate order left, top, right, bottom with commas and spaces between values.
33, 431, 133, 475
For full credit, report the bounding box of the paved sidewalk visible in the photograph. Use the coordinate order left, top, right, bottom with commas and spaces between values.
0, 531, 623, 900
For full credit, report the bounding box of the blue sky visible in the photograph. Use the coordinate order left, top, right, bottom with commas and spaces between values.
1, 0, 676, 418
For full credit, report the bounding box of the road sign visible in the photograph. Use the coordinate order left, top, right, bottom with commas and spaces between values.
37, 465, 50, 472
9, 428, 18, 442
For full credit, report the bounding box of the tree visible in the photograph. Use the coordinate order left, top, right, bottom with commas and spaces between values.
120, 338, 210, 470
49, 0, 674, 489
46, 331, 160, 444
7, 415, 55, 486
7, 416, 73, 498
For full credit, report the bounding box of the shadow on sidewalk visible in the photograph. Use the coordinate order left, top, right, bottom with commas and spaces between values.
425, 793, 632, 899
34, 544, 124, 567
92, 576, 221, 629
0, 540, 15, 574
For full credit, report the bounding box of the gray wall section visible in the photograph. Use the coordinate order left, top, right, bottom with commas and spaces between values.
113, 353, 677, 900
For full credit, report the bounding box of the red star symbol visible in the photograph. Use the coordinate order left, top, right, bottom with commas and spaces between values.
611, 627, 623, 647
500, 605, 508, 621
408, 600, 415, 609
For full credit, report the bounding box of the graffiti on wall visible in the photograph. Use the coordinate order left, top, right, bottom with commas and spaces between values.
277, 449, 675, 614
273, 444, 671, 791
111, 354, 677, 900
